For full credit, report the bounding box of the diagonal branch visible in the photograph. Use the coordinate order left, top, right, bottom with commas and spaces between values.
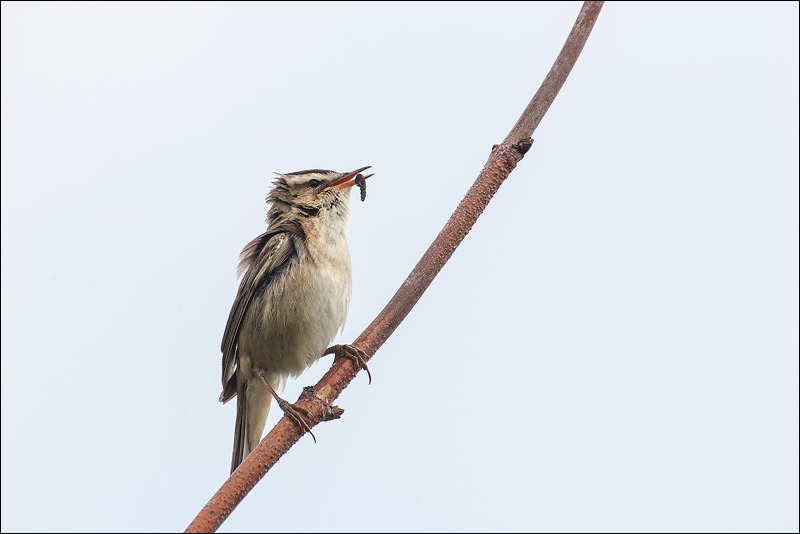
185, 2, 604, 532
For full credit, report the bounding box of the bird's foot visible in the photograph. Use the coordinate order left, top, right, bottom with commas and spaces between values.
273, 396, 317, 443
255, 369, 316, 443
324, 344, 372, 384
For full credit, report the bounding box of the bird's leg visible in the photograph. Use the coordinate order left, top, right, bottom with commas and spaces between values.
324, 344, 372, 384
254, 369, 316, 443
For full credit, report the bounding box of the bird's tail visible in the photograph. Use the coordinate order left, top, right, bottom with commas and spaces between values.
230, 376, 274, 474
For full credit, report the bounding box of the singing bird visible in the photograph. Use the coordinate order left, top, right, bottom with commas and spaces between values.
220, 167, 373, 473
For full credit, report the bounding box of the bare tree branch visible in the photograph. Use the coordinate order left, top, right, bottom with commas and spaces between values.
185, 2, 604, 532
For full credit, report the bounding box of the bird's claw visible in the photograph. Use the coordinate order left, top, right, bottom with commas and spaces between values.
325, 344, 372, 384
274, 397, 317, 443
255, 368, 317, 442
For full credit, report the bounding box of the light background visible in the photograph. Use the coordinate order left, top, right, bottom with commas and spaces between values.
1, 2, 798, 532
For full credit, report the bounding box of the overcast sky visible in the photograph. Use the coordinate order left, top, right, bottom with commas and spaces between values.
2, 1, 798, 532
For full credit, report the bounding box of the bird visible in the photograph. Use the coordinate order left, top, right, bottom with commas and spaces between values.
219, 166, 374, 474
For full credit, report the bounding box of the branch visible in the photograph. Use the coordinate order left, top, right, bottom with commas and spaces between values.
185, 2, 604, 531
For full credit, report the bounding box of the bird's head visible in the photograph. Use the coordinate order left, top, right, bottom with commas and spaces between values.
267, 166, 373, 220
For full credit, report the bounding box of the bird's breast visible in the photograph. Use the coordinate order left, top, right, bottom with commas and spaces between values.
238, 226, 352, 378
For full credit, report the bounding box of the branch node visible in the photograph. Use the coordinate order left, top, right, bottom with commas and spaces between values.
299, 385, 317, 401
300, 386, 345, 421
491, 137, 533, 164
512, 137, 534, 160
324, 404, 345, 421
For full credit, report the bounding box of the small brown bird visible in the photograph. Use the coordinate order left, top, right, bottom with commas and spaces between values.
220, 167, 373, 473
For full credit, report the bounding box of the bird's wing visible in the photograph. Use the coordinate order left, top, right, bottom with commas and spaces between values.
219, 229, 297, 403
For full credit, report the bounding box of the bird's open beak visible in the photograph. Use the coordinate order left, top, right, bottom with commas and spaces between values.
327, 166, 373, 189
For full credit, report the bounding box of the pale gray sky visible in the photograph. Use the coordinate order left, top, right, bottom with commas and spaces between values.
1, 2, 798, 532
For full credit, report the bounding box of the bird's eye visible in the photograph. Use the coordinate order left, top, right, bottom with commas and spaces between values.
308, 179, 321, 188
